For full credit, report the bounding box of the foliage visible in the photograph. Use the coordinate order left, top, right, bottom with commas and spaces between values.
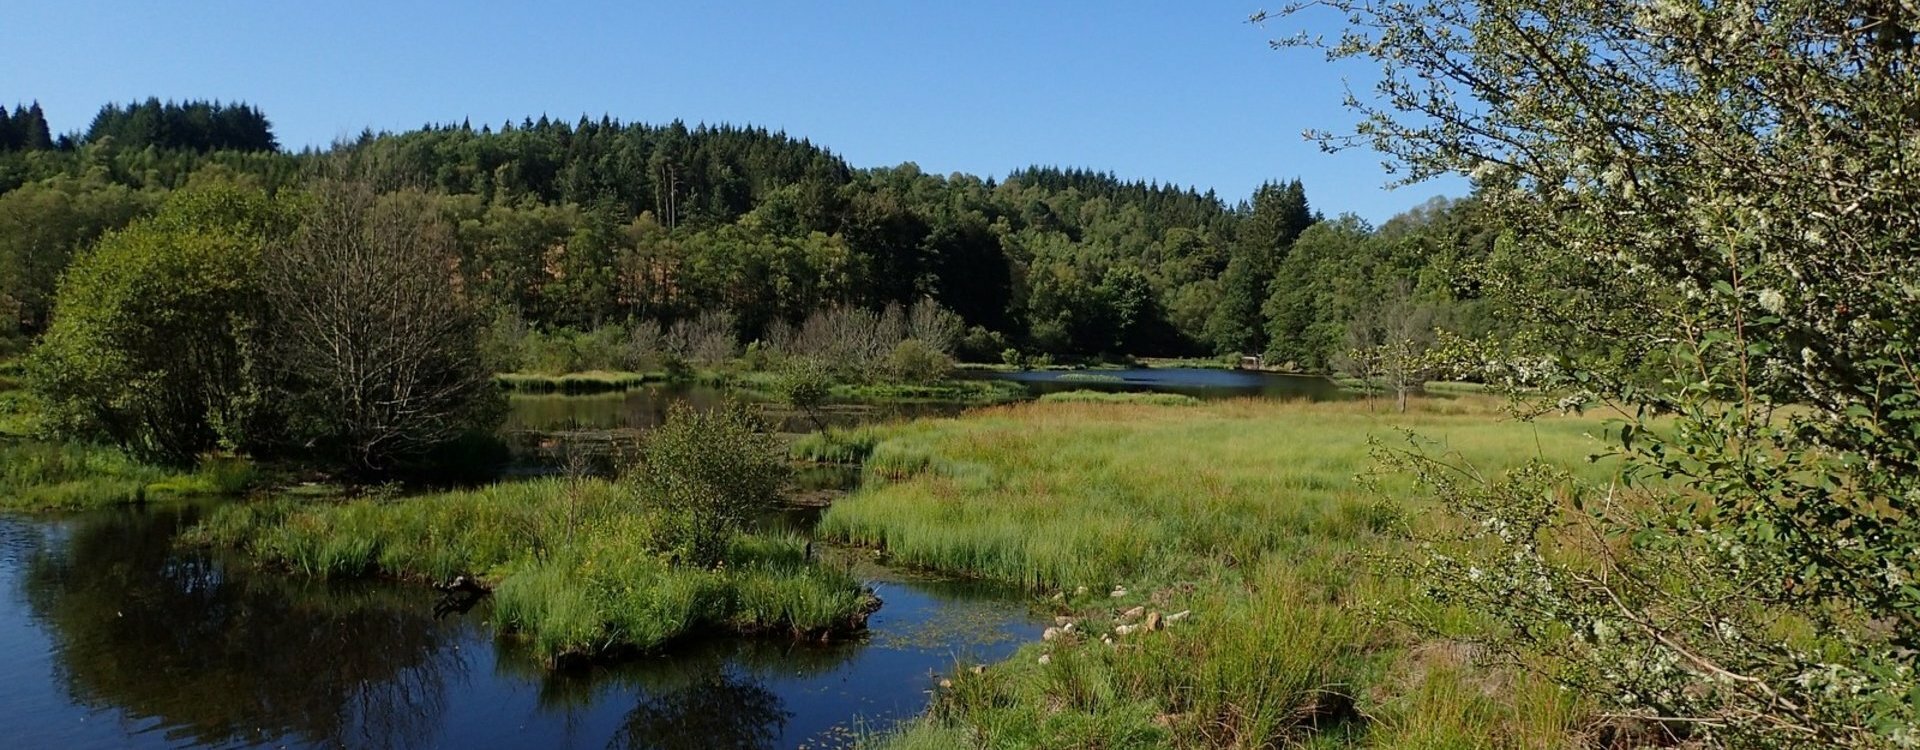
773, 357, 834, 428
1, 100, 1448, 360
26, 183, 289, 463
85, 98, 278, 153
1280, 0, 1920, 744
883, 338, 953, 385
188, 477, 872, 662
634, 402, 790, 569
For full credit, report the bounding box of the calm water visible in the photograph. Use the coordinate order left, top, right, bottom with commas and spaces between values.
978, 367, 1347, 401
0, 505, 1042, 750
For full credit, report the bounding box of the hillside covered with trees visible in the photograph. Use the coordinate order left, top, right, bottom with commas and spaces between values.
0, 98, 1497, 371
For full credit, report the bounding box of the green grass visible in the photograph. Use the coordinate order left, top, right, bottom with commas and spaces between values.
823, 396, 1616, 748
496, 370, 659, 393
0, 441, 258, 511
1055, 372, 1126, 384
1036, 390, 1200, 407
188, 477, 877, 663
790, 427, 881, 464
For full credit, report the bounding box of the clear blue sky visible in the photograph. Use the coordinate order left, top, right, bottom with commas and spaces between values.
0, 0, 1462, 222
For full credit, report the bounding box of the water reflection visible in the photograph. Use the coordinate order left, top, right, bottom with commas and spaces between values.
0, 506, 1042, 749
976, 366, 1348, 400
18, 505, 458, 749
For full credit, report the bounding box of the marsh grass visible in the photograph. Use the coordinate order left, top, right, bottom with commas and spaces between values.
1036, 390, 1200, 407
0, 441, 257, 511
829, 396, 1615, 747
789, 427, 881, 464
496, 370, 658, 393
190, 477, 876, 662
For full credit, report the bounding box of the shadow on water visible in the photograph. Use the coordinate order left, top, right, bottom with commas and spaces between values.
0, 504, 1043, 750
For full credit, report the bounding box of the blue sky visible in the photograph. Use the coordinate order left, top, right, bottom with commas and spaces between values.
0, 1, 1463, 222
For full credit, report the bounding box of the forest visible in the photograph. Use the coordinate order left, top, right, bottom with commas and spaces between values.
0, 98, 1494, 371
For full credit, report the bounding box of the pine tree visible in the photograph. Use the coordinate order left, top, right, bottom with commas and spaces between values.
20, 102, 52, 150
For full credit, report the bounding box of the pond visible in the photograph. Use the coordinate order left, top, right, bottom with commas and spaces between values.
975, 366, 1348, 401
0, 505, 1043, 749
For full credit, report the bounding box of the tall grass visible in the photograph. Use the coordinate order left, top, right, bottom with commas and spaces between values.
190, 477, 877, 662
0, 441, 257, 511
496, 370, 657, 393
827, 396, 1615, 747
1036, 389, 1200, 406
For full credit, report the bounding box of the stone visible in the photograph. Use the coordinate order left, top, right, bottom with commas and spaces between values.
1042, 626, 1062, 641
1038, 654, 1052, 665
1145, 611, 1165, 631
1120, 606, 1145, 621
1110, 585, 1128, 598
1114, 624, 1139, 636
1166, 610, 1191, 624
1054, 615, 1073, 627
938, 678, 953, 689
970, 665, 986, 675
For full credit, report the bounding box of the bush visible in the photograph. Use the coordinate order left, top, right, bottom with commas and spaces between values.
885, 338, 953, 384
27, 183, 290, 464
774, 358, 834, 428
635, 402, 790, 568
957, 326, 1012, 363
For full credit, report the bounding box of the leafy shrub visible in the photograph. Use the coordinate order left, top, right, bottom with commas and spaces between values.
885, 338, 953, 384
27, 184, 290, 463
635, 402, 789, 567
957, 326, 1012, 363
774, 358, 834, 428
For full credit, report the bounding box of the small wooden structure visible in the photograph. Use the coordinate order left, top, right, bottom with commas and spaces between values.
1237, 354, 1263, 370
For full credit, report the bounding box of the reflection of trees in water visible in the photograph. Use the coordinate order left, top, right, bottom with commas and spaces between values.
607, 673, 788, 750
492, 634, 867, 749
22, 506, 462, 749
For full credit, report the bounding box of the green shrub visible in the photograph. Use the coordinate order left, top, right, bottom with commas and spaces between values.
28, 184, 290, 463
636, 402, 790, 568
774, 358, 834, 427
885, 338, 953, 384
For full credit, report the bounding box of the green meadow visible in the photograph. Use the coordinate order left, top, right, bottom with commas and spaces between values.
819, 396, 1618, 748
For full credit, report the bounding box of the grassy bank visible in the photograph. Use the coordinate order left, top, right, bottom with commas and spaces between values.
820, 397, 1615, 747
0, 442, 259, 511
0, 356, 259, 511
188, 477, 877, 662
496, 370, 661, 393
1036, 390, 1200, 407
